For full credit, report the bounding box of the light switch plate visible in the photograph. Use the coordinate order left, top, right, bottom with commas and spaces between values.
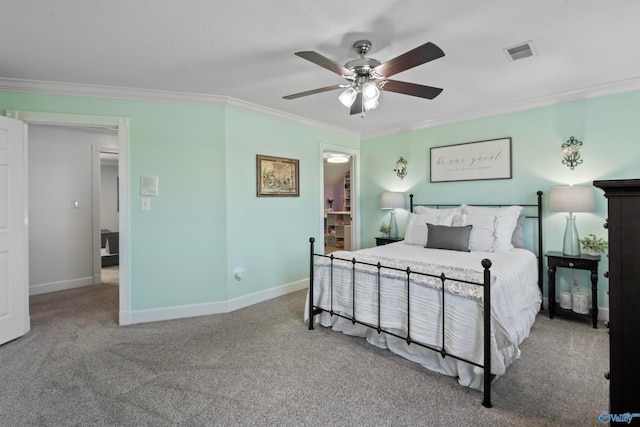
141, 197, 151, 210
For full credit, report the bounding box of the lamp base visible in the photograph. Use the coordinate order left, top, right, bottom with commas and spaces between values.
389, 210, 399, 239
562, 215, 581, 256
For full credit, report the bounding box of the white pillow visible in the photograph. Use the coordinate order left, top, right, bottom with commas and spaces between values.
404, 207, 458, 246
452, 205, 522, 253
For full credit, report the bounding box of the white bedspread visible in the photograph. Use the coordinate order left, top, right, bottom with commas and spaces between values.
304, 242, 542, 390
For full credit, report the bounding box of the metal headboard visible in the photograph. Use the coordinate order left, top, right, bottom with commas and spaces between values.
409, 191, 544, 297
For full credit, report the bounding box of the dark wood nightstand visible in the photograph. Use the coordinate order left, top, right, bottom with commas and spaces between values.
375, 237, 403, 246
545, 251, 600, 328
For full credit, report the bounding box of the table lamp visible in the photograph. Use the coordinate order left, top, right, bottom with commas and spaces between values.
549, 186, 595, 256
381, 191, 405, 239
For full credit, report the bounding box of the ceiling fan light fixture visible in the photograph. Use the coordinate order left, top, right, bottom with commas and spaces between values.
327, 155, 349, 163
338, 87, 357, 108
363, 98, 379, 111
285, 39, 445, 117
362, 82, 380, 101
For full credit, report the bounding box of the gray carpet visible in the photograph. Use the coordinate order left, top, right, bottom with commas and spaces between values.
0, 272, 609, 426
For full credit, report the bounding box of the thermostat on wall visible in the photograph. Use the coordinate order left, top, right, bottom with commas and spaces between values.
140, 175, 159, 195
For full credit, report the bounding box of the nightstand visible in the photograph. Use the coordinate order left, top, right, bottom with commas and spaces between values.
545, 251, 600, 328
375, 237, 402, 246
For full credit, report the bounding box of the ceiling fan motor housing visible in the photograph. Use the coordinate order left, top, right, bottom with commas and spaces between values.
345, 40, 381, 77
344, 58, 382, 76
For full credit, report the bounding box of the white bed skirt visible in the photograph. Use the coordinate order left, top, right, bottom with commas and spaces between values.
304, 243, 542, 391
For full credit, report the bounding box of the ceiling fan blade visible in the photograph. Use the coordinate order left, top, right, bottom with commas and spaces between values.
295, 51, 356, 78
283, 84, 343, 100
380, 79, 443, 99
373, 42, 445, 78
350, 92, 363, 115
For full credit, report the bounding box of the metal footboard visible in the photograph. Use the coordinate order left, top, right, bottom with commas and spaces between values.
307, 237, 494, 408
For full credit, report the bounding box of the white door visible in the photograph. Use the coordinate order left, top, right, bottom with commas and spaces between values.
0, 116, 29, 345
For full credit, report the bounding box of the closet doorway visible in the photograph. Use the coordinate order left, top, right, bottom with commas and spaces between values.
321, 146, 358, 254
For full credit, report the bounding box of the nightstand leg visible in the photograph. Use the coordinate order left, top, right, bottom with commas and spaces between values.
548, 266, 556, 318
591, 269, 598, 328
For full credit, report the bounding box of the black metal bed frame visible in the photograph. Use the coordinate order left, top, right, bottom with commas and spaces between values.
307, 191, 543, 409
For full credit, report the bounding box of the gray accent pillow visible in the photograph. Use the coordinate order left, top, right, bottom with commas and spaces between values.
425, 223, 473, 252
511, 215, 526, 248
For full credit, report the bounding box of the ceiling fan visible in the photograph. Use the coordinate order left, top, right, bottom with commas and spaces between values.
283, 39, 445, 117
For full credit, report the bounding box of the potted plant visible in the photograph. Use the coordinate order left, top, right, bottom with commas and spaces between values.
579, 234, 608, 255
379, 223, 390, 237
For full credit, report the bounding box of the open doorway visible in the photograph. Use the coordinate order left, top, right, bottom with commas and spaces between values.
98, 150, 120, 288
7, 109, 131, 325
323, 151, 352, 254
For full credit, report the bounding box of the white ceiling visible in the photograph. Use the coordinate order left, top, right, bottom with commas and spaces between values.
1, 1, 639, 138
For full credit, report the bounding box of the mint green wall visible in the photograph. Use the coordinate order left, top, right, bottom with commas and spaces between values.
3, 89, 637, 314
0, 91, 358, 313
224, 108, 358, 299
361, 90, 640, 308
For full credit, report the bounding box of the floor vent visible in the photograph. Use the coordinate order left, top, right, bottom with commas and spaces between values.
504, 41, 536, 61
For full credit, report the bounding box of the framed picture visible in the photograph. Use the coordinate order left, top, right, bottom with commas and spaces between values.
256, 154, 300, 197
430, 137, 512, 183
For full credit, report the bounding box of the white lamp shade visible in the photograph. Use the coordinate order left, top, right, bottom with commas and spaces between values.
381, 191, 405, 210
362, 82, 380, 101
549, 186, 595, 213
338, 87, 357, 108
363, 98, 379, 111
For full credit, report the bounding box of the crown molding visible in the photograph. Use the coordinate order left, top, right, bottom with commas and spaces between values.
222, 97, 359, 138
2, 76, 638, 142
361, 76, 640, 140
0, 77, 359, 139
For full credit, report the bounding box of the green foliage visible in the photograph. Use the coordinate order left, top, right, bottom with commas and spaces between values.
579, 234, 608, 253
379, 223, 390, 235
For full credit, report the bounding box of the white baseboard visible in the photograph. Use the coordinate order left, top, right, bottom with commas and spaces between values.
124, 278, 309, 325
541, 297, 609, 322
29, 276, 96, 296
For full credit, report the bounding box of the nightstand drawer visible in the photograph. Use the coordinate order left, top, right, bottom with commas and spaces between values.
551, 258, 585, 269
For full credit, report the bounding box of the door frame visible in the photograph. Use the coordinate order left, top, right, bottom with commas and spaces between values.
5, 110, 132, 325
319, 143, 360, 250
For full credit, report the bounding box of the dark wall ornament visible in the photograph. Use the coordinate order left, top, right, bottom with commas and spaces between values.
394, 157, 407, 180
562, 136, 583, 170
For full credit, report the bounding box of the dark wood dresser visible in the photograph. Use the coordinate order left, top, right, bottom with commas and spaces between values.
593, 179, 640, 417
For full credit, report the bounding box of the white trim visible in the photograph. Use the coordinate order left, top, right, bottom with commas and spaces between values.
4, 109, 120, 129
29, 276, 95, 296
116, 118, 131, 325
6, 110, 132, 325
2, 76, 637, 141
362, 77, 640, 139
0, 78, 359, 139
129, 279, 308, 325
223, 97, 358, 138
92, 146, 102, 282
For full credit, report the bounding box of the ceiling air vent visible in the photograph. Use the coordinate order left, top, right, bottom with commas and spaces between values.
504, 41, 536, 62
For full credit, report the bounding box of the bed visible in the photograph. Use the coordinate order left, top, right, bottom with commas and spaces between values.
305, 192, 543, 407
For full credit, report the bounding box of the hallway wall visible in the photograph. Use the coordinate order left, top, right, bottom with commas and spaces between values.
28, 125, 117, 294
